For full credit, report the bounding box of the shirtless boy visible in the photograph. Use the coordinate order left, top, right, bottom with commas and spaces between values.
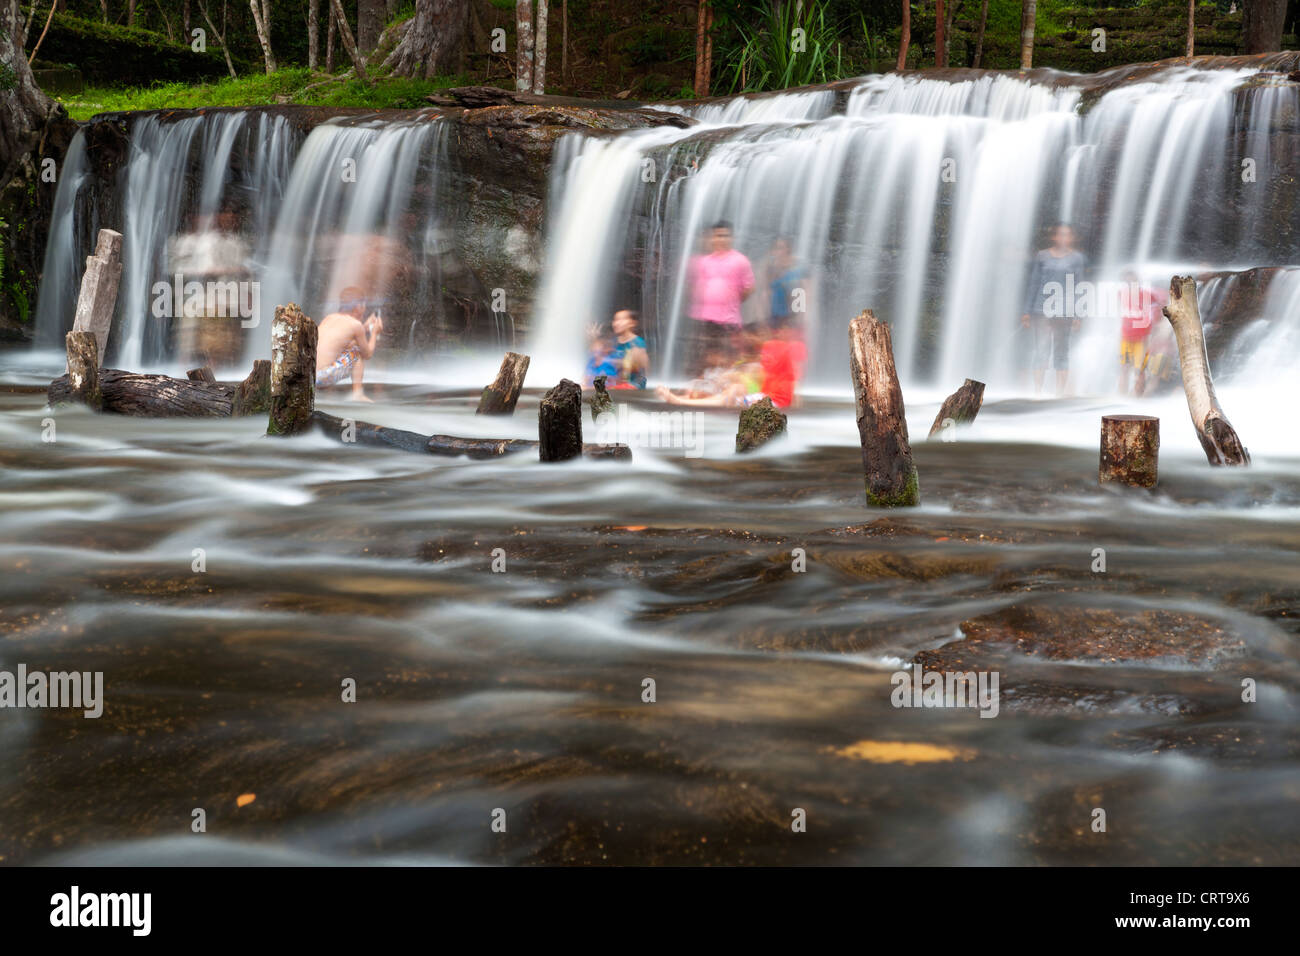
316, 286, 383, 402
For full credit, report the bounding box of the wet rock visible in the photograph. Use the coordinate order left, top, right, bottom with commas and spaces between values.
735, 396, 786, 453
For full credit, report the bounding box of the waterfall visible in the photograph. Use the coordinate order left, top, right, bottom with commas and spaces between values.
532, 64, 1300, 393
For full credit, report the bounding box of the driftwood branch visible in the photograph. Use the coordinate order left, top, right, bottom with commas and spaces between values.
1163, 276, 1250, 466
477, 351, 530, 415
928, 378, 985, 439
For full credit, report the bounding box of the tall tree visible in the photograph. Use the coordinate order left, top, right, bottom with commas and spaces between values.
695, 0, 713, 95
385, 0, 467, 79
533, 0, 547, 93
1186, 0, 1195, 57
198, 0, 238, 77
1242, 0, 1287, 53
1, 0, 56, 194
973, 0, 989, 68
357, 0, 385, 55
1019, 0, 1036, 69
517, 1, 533, 93
328, 0, 370, 81
935, 0, 946, 67
326, 1, 336, 71
249, 0, 276, 72
897, 0, 910, 70
307, 0, 318, 69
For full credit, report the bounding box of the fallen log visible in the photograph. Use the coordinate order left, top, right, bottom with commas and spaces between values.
736, 396, 786, 453
267, 303, 317, 437
63, 331, 103, 411
477, 351, 530, 415
312, 410, 628, 460
187, 366, 217, 384
849, 310, 918, 507
69, 228, 123, 368
48, 368, 234, 417
539, 379, 583, 462
1100, 414, 1159, 488
928, 378, 985, 439
1163, 277, 1249, 466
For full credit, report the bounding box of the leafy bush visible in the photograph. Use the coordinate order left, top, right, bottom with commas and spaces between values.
40, 13, 234, 87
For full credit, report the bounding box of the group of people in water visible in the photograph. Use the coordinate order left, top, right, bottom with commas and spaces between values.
301, 218, 1179, 407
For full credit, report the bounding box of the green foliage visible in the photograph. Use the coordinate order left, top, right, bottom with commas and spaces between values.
57, 69, 471, 122
39, 12, 232, 86
717, 0, 848, 93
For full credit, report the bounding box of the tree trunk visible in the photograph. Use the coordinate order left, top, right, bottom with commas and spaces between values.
897, 0, 911, 70
562, 0, 567, 82
517, 0, 534, 93
128, 0, 136, 26
307, 0, 319, 69
849, 310, 919, 507
0, 0, 57, 196
63, 332, 103, 411
187, 365, 218, 383
533, 0, 547, 94
1162, 276, 1250, 466
1019, 0, 1036, 69
328, 0, 370, 82
1099, 415, 1159, 488
935, 0, 946, 68
198, 1, 238, 78
928, 377, 985, 438
310, 412, 626, 460
1186, 0, 1195, 57
476, 351, 530, 415
27, 0, 58, 63
384, 0, 467, 79
249, 0, 276, 73
326, 1, 336, 71
429, 434, 539, 458
695, 0, 707, 92
1242, 0, 1287, 53
48, 369, 236, 416
70, 228, 123, 366
267, 303, 317, 437
184, 0, 190, 36
973, 0, 989, 67
538, 379, 583, 462
357, 0, 385, 54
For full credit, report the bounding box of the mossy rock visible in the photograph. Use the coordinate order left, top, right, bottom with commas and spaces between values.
735, 397, 787, 453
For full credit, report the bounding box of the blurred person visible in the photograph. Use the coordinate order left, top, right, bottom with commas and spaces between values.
316, 286, 383, 402
1021, 222, 1088, 396
685, 220, 754, 376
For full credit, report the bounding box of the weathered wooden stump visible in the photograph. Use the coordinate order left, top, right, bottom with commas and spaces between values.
1164, 276, 1249, 466
477, 351, 531, 415
735, 396, 787, 453
63, 331, 102, 411
589, 374, 614, 423
267, 303, 317, 437
187, 366, 217, 384
69, 228, 123, 368
232, 360, 272, 416
849, 310, 918, 507
1100, 414, 1159, 488
928, 378, 985, 439
539, 379, 583, 462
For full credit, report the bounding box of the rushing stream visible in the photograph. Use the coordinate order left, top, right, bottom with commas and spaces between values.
5, 59, 1300, 865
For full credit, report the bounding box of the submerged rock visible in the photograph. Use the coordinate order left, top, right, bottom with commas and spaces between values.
735, 397, 787, 453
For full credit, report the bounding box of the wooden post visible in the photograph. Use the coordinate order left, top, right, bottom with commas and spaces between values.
186, 366, 217, 383
1100, 415, 1159, 488
63, 331, 102, 411
1163, 276, 1250, 466
928, 378, 985, 439
849, 310, 918, 507
477, 351, 530, 415
539, 379, 583, 462
736, 396, 786, 453
589, 374, 613, 422
267, 304, 318, 437
70, 228, 123, 368
232, 359, 272, 416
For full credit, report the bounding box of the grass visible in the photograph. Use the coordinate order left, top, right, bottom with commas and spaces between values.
57, 68, 471, 121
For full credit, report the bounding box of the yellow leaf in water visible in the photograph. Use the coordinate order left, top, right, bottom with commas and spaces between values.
833, 740, 973, 765
236, 793, 256, 807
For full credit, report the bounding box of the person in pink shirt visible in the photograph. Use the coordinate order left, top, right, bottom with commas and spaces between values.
686, 221, 755, 376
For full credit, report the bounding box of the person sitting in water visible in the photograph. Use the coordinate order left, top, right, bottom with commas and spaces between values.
316, 287, 383, 401
583, 322, 619, 388
657, 323, 802, 409
608, 308, 649, 389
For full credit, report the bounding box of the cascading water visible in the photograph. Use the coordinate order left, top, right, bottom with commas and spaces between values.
533, 65, 1300, 394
